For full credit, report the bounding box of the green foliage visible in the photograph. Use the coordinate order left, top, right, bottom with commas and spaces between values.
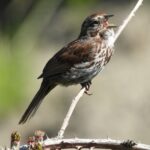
66, 0, 98, 7
0, 0, 99, 118
0, 0, 97, 117
0, 40, 25, 117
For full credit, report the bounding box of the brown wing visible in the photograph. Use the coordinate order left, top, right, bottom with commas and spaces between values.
38, 39, 94, 79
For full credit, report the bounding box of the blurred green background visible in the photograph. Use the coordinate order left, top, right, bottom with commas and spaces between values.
0, 0, 150, 146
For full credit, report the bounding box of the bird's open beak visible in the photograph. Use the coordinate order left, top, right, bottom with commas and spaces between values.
102, 14, 117, 29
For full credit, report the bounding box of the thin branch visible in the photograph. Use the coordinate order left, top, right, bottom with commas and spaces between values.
56, 0, 143, 139
57, 88, 86, 138
113, 0, 143, 43
19, 138, 150, 150
2, 133, 150, 150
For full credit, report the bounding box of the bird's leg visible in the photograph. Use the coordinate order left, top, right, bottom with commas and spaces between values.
81, 81, 92, 95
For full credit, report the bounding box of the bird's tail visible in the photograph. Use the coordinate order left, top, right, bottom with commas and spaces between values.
19, 80, 56, 124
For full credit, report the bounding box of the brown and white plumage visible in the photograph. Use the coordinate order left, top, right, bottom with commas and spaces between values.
19, 13, 116, 124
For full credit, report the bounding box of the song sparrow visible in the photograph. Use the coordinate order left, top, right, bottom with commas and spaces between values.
19, 13, 116, 124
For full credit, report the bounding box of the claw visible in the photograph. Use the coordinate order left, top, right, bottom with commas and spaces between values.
84, 90, 93, 96
81, 81, 92, 96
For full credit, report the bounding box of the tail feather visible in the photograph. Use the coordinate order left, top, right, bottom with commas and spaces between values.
19, 80, 56, 124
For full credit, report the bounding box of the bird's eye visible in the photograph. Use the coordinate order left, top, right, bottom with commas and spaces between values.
92, 20, 99, 25
90, 20, 99, 26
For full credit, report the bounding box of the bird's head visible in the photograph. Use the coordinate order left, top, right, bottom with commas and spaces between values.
79, 13, 116, 38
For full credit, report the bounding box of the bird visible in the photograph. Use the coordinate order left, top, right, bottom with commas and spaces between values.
19, 12, 117, 124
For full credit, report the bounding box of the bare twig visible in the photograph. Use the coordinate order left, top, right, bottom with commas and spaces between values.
2, 134, 150, 150
57, 0, 143, 139
19, 138, 150, 150
113, 0, 143, 43
57, 88, 86, 138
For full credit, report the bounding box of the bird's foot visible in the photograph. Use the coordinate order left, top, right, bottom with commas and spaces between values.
81, 81, 92, 96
